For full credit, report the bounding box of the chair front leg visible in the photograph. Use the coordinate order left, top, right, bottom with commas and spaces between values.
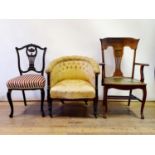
93, 98, 98, 118
41, 89, 45, 117
48, 99, 53, 117
94, 73, 99, 118
103, 86, 108, 118
47, 72, 53, 117
128, 89, 132, 106
7, 89, 14, 118
141, 86, 147, 119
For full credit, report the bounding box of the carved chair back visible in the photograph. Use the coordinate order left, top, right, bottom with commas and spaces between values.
100, 38, 139, 78
16, 44, 47, 76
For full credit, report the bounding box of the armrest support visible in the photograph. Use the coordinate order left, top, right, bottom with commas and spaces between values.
134, 62, 149, 82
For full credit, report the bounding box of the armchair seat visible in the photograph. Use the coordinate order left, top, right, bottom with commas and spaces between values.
104, 77, 145, 86
7, 74, 45, 90
50, 79, 95, 99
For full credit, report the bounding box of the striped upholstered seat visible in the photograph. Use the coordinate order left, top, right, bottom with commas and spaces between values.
7, 74, 45, 90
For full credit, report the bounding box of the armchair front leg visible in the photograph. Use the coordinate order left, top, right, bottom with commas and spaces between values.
47, 72, 51, 102
47, 72, 53, 117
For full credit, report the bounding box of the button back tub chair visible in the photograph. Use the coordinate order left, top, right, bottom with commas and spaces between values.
100, 38, 149, 119
7, 44, 47, 118
46, 56, 100, 118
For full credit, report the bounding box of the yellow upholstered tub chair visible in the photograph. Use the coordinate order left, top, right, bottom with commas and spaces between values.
46, 56, 100, 117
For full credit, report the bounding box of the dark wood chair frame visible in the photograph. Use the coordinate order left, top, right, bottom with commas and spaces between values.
47, 72, 99, 118
7, 44, 47, 118
100, 38, 149, 119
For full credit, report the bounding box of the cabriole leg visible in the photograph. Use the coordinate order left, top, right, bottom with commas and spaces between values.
7, 89, 14, 118
103, 87, 108, 118
141, 86, 147, 119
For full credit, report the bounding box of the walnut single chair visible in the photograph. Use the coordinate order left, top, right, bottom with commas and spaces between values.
7, 44, 46, 118
100, 38, 149, 119
46, 56, 100, 117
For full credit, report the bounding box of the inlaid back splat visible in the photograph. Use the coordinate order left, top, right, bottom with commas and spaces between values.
100, 38, 139, 77
26, 46, 38, 71
16, 44, 46, 75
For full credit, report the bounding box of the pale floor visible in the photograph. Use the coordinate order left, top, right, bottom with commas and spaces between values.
0, 101, 155, 135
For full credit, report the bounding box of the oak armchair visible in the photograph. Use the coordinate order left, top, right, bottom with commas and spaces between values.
100, 37, 149, 119
46, 56, 100, 117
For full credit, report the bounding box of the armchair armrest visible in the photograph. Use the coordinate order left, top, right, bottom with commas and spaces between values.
99, 63, 105, 66
134, 63, 149, 66
134, 62, 149, 82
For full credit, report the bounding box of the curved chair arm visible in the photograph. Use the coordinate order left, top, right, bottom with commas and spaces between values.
99, 63, 105, 66
99, 63, 105, 84
134, 62, 149, 82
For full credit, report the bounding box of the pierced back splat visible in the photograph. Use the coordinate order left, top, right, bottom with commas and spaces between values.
100, 38, 139, 78
26, 46, 38, 71
16, 44, 47, 75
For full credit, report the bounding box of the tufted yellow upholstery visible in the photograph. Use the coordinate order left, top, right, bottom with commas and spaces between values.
50, 79, 95, 99
46, 56, 100, 99
46, 55, 100, 74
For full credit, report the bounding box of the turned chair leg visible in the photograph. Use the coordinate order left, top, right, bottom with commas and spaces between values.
103, 87, 108, 118
22, 90, 27, 106
93, 99, 98, 118
128, 89, 132, 106
141, 86, 147, 119
7, 90, 14, 118
41, 89, 45, 117
48, 99, 53, 117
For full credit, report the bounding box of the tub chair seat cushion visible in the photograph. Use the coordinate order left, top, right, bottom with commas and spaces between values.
50, 79, 95, 99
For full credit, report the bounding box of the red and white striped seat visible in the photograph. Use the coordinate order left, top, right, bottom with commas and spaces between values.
7, 74, 45, 90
